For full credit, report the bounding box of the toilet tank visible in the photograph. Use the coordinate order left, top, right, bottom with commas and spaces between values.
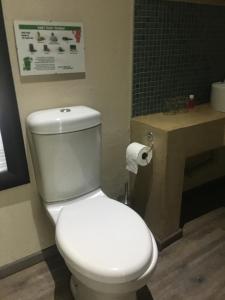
27, 106, 101, 203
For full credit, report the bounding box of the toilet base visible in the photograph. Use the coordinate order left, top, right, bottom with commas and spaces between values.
70, 276, 137, 300
70, 277, 79, 299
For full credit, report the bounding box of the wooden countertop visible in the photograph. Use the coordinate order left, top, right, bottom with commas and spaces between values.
132, 104, 225, 132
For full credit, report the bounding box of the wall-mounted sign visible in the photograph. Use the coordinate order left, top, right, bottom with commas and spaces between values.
14, 20, 85, 76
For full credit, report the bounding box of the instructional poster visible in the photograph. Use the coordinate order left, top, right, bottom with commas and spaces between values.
14, 20, 85, 76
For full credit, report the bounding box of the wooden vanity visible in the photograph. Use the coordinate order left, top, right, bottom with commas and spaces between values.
131, 104, 225, 248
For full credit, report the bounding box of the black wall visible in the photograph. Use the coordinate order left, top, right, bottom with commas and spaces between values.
133, 0, 225, 116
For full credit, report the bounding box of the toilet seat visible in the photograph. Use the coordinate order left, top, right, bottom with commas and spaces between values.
56, 195, 153, 284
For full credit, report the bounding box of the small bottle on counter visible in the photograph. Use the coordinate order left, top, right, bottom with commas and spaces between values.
187, 94, 195, 110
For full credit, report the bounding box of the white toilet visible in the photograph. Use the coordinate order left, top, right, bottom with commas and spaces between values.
27, 106, 158, 300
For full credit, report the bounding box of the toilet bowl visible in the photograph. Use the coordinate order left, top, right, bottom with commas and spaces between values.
46, 189, 158, 300
26, 106, 158, 300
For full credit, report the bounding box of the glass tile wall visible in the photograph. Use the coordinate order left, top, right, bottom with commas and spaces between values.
133, 0, 225, 116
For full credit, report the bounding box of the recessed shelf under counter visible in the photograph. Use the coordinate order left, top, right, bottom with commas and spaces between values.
131, 104, 225, 248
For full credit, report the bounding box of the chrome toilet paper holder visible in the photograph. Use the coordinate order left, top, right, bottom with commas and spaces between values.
146, 131, 154, 148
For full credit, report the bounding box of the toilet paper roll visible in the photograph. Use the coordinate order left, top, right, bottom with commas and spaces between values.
126, 142, 152, 174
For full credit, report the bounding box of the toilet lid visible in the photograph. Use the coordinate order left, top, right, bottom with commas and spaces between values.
56, 195, 153, 284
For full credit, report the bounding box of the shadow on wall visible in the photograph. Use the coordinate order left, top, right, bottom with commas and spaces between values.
131, 163, 153, 219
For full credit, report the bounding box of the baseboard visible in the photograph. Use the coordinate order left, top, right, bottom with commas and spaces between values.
156, 228, 183, 251
0, 245, 58, 279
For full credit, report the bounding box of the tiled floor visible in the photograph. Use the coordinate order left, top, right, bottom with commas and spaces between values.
0, 208, 225, 300
0, 254, 73, 300
150, 207, 225, 300
0, 249, 153, 300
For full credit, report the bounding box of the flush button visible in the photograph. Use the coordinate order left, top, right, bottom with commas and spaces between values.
60, 108, 71, 113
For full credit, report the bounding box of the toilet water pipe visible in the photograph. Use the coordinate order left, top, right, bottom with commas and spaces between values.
124, 182, 130, 206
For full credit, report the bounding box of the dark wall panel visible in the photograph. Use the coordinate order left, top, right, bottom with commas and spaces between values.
133, 0, 225, 116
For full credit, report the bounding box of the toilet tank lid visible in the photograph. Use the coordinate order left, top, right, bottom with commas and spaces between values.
27, 106, 101, 134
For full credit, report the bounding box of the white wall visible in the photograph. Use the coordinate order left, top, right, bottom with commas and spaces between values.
0, 0, 133, 267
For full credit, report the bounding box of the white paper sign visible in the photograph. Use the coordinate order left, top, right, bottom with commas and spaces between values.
14, 20, 85, 76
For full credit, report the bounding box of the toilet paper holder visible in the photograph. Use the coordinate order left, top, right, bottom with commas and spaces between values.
142, 132, 154, 160
146, 131, 154, 148
126, 132, 154, 175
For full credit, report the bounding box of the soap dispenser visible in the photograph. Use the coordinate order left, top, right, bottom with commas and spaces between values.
187, 94, 195, 110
